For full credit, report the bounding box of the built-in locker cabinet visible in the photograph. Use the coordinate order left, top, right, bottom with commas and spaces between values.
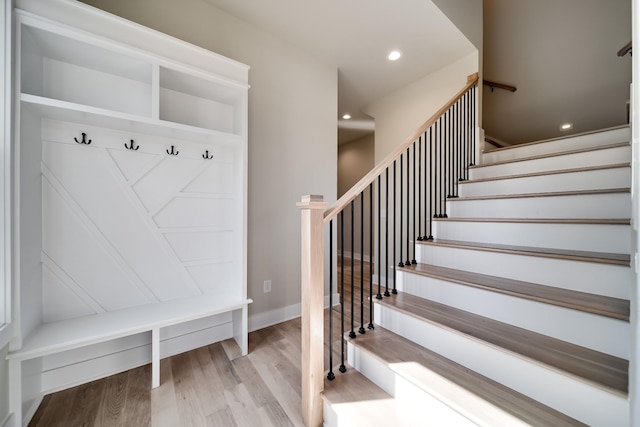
8, 1, 250, 425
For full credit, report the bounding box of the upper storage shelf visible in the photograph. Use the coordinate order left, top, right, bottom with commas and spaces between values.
20, 24, 153, 117
159, 67, 245, 135
16, 9, 249, 139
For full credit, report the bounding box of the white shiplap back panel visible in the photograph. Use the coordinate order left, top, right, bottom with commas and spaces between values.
41, 264, 97, 323
108, 150, 161, 182
164, 231, 234, 263
154, 197, 234, 229
40, 119, 240, 321
132, 156, 204, 213
41, 174, 152, 311
186, 263, 238, 296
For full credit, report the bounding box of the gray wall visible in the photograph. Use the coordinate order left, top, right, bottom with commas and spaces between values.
337, 134, 375, 260
80, 0, 338, 327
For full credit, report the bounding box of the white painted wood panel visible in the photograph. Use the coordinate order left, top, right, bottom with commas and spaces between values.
416, 244, 631, 299
432, 220, 631, 254
459, 166, 630, 197
396, 271, 630, 359
482, 127, 630, 163
448, 191, 631, 219
470, 145, 631, 180
38, 118, 243, 319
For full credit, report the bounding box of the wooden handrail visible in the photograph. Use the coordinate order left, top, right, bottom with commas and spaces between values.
483, 79, 517, 93
323, 73, 479, 224
618, 41, 632, 57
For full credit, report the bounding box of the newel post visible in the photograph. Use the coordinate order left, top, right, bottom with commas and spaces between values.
298, 194, 327, 427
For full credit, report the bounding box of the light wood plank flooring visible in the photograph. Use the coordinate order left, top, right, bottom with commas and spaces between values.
29, 319, 306, 427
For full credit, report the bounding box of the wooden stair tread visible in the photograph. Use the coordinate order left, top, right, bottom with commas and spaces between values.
349, 327, 588, 427
376, 293, 629, 394
400, 263, 629, 321
471, 141, 629, 169
420, 239, 630, 266
461, 162, 630, 184
448, 187, 630, 202
322, 369, 426, 426
433, 217, 630, 225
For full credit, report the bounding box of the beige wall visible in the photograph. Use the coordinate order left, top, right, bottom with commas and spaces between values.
338, 134, 375, 197
337, 134, 374, 259
80, 0, 338, 327
364, 52, 479, 164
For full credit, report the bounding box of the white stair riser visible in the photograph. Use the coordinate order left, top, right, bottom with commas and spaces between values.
416, 244, 630, 299
373, 304, 629, 427
448, 192, 630, 219
482, 127, 630, 163
470, 145, 630, 180
396, 271, 629, 359
459, 167, 630, 198
346, 343, 501, 427
432, 221, 630, 254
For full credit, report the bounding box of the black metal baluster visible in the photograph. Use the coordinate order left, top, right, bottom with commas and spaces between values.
417, 135, 423, 242
386, 167, 392, 296
391, 162, 396, 297
405, 147, 411, 267
376, 175, 382, 300
450, 105, 455, 198
456, 98, 465, 189
411, 141, 417, 265
443, 111, 449, 204
454, 103, 458, 195
438, 117, 445, 218
368, 183, 374, 330
465, 91, 470, 176
349, 201, 356, 339
359, 192, 365, 335
339, 211, 346, 373
423, 131, 428, 240
471, 87, 476, 166
398, 153, 404, 268
327, 220, 335, 380
428, 126, 434, 240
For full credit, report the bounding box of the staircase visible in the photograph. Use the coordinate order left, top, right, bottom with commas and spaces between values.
323, 126, 632, 427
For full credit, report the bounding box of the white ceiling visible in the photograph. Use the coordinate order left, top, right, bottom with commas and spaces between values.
203, 0, 476, 143
203, 1, 630, 147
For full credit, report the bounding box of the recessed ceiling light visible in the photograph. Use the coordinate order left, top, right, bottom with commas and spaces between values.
342, 114, 351, 120
560, 123, 573, 131
388, 50, 401, 61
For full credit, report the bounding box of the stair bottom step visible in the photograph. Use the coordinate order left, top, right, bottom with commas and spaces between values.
322, 369, 428, 427
346, 327, 587, 427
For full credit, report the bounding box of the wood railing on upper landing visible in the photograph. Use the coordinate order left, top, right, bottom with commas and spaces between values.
298, 73, 479, 427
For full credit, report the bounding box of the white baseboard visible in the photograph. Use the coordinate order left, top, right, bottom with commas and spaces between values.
248, 293, 340, 332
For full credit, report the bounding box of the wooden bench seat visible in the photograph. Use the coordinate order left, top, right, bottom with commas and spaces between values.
7, 294, 252, 424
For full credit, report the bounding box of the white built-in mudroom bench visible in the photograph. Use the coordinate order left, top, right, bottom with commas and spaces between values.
7, 1, 251, 425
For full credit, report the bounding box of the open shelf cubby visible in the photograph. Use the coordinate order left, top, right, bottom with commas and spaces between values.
20, 23, 153, 118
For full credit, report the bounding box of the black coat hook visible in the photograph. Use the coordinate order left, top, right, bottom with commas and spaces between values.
202, 150, 213, 160
124, 139, 139, 150
166, 145, 179, 156
74, 132, 91, 145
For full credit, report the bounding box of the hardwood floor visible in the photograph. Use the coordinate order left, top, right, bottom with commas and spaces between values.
30, 258, 375, 426
30, 319, 305, 427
